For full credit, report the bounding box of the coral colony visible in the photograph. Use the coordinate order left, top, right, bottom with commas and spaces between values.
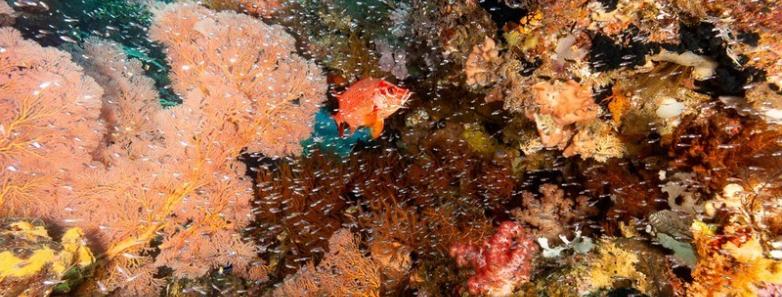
1, 0, 782, 296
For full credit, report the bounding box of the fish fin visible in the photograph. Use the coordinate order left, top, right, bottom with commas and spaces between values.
370, 119, 384, 139
333, 112, 345, 138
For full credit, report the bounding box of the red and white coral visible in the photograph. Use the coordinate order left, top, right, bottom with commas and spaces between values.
450, 221, 539, 297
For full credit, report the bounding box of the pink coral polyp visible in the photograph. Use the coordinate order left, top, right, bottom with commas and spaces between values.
450, 221, 539, 296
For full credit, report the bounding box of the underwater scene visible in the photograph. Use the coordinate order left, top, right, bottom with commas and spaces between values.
1, 0, 782, 296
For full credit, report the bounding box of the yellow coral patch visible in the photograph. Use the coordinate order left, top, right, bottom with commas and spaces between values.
2, 221, 50, 240
61, 227, 95, 268
587, 241, 650, 294
0, 225, 94, 283
0, 248, 59, 280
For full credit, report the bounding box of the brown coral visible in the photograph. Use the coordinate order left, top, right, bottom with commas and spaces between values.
513, 184, 596, 240
465, 37, 502, 88
204, 0, 282, 17
272, 229, 382, 297
669, 104, 782, 193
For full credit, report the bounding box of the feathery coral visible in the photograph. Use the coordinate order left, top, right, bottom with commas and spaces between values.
513, 184, 596, 240
150, 3, 324, 157
272, 229, 382, 297
0, 27, 104, 215
0, 3, 327, 292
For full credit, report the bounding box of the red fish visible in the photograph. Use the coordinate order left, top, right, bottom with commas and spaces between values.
333, 78, 412, 139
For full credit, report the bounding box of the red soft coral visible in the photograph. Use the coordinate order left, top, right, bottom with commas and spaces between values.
450, 221, 539, 296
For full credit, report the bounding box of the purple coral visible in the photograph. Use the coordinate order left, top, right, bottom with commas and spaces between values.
449, 221, 539, 296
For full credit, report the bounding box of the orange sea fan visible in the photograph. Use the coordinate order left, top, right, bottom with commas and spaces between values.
0, 2, 327, 293
150, 2, 325, 157
0, 27, 104, 215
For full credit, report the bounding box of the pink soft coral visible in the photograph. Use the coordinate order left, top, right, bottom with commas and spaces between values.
450, 221, 539, 296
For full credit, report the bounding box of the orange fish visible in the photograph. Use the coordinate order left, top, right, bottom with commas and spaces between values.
333, 78, 412, 139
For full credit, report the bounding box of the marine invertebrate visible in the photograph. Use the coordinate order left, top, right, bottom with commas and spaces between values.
272, 229, 382, 297
0, 219, 94, 296
0, 1, 11, 15
465, 37, 503, 88
531, 80, 598, 128
669, 104, 782, 193
204, 0, 282, 17
582, 240, 652, 295
254, 151, 351, 276
76, 37, 163, 164
525, 80, 599, 149
0, 27, 104, 216
2, 2, 327, 292
512, 184, 596, 240
449, 221, 538, 296
333, 78, 411, 139
689, 221, 782, 296
0, 1, 13, 26
563, 120, 625, 162
151, 3, 324, 157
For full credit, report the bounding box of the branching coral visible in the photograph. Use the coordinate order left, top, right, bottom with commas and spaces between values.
76, 37, 163, 164
1, 2, 327, 293
570, 238, 679, 296
450, 221, 539, 296
272, 229, 382, 297
669, 104, 782, 193
0, 2, 11, 15
150, 3, 324, 157
254, 151, 352, 276
465, 37, 503, 88
512, 184, 596, 240
0, 27, 105, 218
563, 120, 625, 162
581, 240, 652, 295
525, 80, 600, 149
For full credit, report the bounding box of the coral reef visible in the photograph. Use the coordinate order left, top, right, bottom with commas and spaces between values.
3, 0, 782, 295
0, 27, 105, 220
449, 221, 538, 296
